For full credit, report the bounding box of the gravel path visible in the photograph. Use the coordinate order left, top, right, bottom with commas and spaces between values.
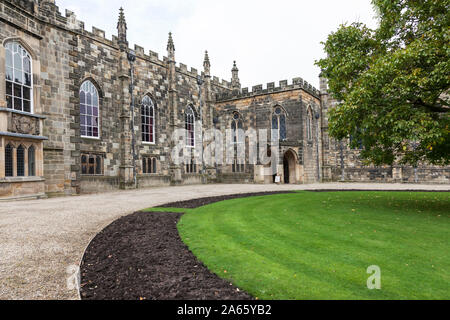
0, 183, 448, 300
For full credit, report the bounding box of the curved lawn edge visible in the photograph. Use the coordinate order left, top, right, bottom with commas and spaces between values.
79, 192, 295, 300
177, 191, 450, 300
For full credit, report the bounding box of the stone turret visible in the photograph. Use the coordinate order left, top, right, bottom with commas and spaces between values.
167, 32, 175, 61
166, 32, 182, 183
203, 51, 212, 125
167, 33, 178, 126
203, 51, 211, 76
231, 61, 241, 92
117, 7, 128, 51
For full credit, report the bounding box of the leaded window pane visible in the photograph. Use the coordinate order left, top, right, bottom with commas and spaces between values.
81, 155, 87, 174
17, 146, 25, 177
5, 144, 13, 177
28, 146, 35, 177
80, 80, 100, 138
272, 107, 287, 141
96, 156, 102, 175
280, 115, 286, 140
6, 67, 13, 81
272, 115, 278, 130
141, 96, 155, 143
186, 106, 195, 147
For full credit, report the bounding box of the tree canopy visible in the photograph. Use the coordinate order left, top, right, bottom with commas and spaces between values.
317, 0, 449, 166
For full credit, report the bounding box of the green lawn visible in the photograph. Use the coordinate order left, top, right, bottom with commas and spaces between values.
151, 192, 450, 300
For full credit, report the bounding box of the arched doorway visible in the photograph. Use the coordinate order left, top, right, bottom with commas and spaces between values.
283, 150, 297, 184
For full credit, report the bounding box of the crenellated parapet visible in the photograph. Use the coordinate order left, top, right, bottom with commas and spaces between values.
216, 77, 320, 101
2, 0, 36, 13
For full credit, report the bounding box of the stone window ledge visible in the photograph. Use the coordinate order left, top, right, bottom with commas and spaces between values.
0, 132, 48, 140
0, 108, 47, 119
0, 177, 45, 183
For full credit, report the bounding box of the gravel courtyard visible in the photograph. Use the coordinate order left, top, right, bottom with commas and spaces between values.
0, 183, 448, 300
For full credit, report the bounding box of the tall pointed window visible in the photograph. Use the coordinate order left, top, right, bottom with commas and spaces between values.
80, 80, 100, 138
5, 42, 33, 113
231, 112, 244, 144
28, 146, 36, 177
272, 107, 287, 141
141, 96, 155, 143
185, 106, 195, 147
16, 145, 25, 177
231, 112, 245, 173
5, 144, 13, 177
306, 107, 313, 141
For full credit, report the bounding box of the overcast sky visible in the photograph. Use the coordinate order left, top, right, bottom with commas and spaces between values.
56, 0, 378, 88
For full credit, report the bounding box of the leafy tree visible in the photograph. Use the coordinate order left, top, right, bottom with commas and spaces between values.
317, 0, 449, 166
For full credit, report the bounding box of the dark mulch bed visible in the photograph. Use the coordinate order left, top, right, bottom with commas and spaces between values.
80, 191, 297, 300
80, 211, 253, 300
160, 191, 296, 208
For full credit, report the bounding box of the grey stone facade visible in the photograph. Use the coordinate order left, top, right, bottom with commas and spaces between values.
0, 0, 448, 199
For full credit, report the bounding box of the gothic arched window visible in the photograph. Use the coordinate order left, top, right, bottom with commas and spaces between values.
306, 106, 313, 141
28, 145, 36, 176
5, 144, 13, 177
16, 145, 25, 177
272, 106, 287, 141
80, 80, 100, 138
231, 112, 245, 173
185, 106, 195, 147
141, 96, 155, 144
231, 112, 244, 144
5, 42, 33, 113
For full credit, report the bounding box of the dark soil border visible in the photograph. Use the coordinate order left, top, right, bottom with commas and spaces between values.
80, 192, 295, 300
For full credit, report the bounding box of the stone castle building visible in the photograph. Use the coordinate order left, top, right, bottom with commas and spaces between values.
0, 0, 448, 199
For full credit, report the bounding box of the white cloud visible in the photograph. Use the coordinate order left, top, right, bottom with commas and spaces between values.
56, 0, 377, 88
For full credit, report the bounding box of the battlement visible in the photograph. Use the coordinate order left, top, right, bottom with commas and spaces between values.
2, 0, 36, 14
0, 0, 242, 91
216, 77, 320, 101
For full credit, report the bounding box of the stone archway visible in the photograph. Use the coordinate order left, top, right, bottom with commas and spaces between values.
283, 150, 298, 184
